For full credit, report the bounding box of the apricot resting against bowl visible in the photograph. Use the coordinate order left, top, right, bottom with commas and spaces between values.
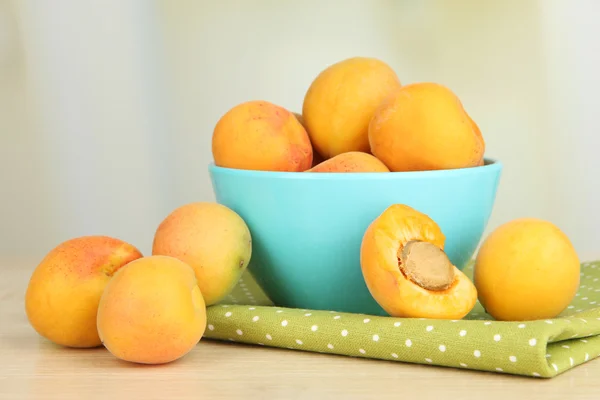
359, 204, 581, 321
360, 204, 478, 320
474, 218, 580, 321
210, 56, 485, 174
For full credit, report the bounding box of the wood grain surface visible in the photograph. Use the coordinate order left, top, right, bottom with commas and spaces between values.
1, 257, 599, 400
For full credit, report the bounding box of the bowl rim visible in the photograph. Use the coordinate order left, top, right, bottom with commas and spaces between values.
208, 157, 502, 180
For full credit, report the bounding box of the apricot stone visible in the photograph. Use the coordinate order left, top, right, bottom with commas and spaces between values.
360, 204, 477, 319
25, 236, 143, 348
306, 151, 390, 173
368, 82, 485, 171
152, 202, 252, 306
97, 255, 206, 364
212, 100, 313, 172
474, 218, 580, 321
302, 57, 402, 159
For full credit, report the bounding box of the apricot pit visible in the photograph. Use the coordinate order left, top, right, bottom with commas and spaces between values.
399, 240, 454, 291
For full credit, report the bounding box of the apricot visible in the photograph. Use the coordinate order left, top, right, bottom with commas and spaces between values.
24, 236, 143, 348
302, 57, 402, 159
97, 255, 206, 364
152, 202, 252, 306
212, 100, 313, 172
306, 151, 390, 173
474, 218, 580, 321
360, 204, 477, 319
368, 82, 485, 171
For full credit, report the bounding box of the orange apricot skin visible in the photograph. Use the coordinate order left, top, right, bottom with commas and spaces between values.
152, 202, 252, 306
360, 204, 477, 319
25, 236, 143, 348
302, 57, 402, 159
97, 255, 207, 364
474, 218, 580, 321
306, 151, 390, 173
212, 100, 313, 172
368, 82, 485, 172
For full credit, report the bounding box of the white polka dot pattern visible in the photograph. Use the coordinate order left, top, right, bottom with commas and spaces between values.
204, 260, 600, 379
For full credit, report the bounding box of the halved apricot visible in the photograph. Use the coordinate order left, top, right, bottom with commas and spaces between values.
360, 204, 477, 319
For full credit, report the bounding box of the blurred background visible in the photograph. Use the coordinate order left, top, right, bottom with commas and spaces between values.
1, 0, 598, 262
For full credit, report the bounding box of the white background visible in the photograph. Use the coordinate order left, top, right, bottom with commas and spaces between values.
1, 0, 598, 261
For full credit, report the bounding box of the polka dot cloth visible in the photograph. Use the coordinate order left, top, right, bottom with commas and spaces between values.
203, 260, 600, 379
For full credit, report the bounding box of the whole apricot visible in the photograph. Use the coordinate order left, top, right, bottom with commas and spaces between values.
306, 151, 390, 173
97, 255, 207, 364
25, 236, 143, 348
368, 82, 485, 171
302, 57, 402, 159
360, 204, 477, 319
212, 100, 313, 172
474, 218, 580, 321
152, 202, 252, 306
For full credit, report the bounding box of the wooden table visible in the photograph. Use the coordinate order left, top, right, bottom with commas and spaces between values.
2, 258, 599, 399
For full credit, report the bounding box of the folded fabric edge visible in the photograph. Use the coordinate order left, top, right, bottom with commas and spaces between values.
202, 305, 600, 379
201, 330, 552, 379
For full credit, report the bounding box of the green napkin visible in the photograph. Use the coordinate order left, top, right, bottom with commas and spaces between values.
203, 260, 600, 378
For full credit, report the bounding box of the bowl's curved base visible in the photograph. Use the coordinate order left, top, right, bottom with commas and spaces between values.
247, 258, 390, 316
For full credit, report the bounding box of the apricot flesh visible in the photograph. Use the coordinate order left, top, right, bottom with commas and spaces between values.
212, 100, 313, 172
97, 255, 207, 364
360, 204, 477, 319
306, 151, 390, 173
368, 82, 485, 171
24, 236, 143, 348
152, 202, 252, 306
474, 218, 580, 321
302, 57, 402, 159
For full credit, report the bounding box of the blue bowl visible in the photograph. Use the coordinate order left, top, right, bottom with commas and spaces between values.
208, 159, 502, 316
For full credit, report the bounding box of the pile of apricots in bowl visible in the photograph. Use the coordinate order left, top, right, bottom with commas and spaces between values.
212, 57, 484, 173
24, 56, 581, 366
210, 56, 580, 319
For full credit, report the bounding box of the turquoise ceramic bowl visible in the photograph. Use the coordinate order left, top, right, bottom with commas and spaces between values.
208, 159, 502, 316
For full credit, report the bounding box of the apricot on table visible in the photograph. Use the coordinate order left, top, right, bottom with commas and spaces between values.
360, 204, 477, 319
306, 151, 390, 173
25, 236, 143, 348
368, 82, 485, 171
97, 255, 207, 364
474, 218, 580, 321
302, 57, 402, 159
152, 202, 252, 306
212, 100, 313, 172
